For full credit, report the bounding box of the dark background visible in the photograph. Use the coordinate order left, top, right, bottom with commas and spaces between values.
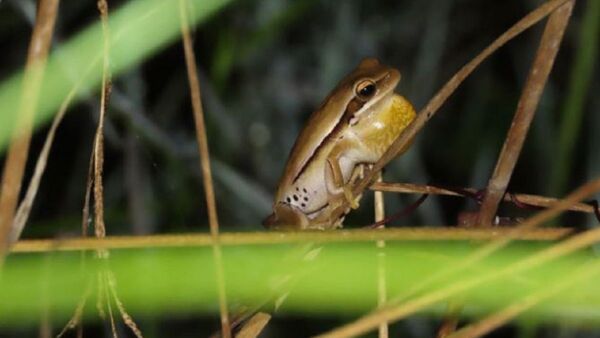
0, 0, 598, 337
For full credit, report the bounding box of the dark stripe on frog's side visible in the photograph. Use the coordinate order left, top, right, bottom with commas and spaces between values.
291, 96, 366, 184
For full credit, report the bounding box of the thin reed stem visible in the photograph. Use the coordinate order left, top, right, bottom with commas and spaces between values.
371, 182, 597, 215
178, 1, 231, 336
11, 227, 573, 253
374, 175, 388, 338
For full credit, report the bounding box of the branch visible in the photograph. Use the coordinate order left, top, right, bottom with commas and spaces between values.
476, 1, 574, 225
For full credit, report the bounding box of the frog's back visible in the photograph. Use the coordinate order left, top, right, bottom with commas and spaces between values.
273, 86, 353, 211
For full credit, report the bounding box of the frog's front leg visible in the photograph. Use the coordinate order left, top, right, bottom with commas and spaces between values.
325, 139, 364, 210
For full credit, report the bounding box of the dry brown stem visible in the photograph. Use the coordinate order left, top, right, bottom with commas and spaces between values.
371, 182, 597, 215
93, 0, 112, 240
436, 301, 463, 338
10, 227, 572, 253
235, 312, 271, 338
178, 1, 231, 336
477, 1, 575, 226
0, 0, 60, 256
10, 89, 77, 243
373, 175, 388, 338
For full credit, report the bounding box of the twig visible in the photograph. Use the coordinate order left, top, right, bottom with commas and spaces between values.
476, 1, 575, 226
371, 182, 598, 215
314, 176, 600, 338
93, 0, 112, 241
0, 0, 60, 256
436, 301, 463, 338
178, 1, 231, 337
373, 175, 388, 338
10, 227, 573, 253
235, 312, 271, 338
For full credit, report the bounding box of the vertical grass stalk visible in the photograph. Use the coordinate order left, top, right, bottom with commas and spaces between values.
178, 0, 231, 336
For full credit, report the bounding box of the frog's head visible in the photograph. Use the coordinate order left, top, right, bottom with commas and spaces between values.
330, 58, 401, 126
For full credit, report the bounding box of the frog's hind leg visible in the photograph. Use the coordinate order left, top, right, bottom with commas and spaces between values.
264, 203, 310, 230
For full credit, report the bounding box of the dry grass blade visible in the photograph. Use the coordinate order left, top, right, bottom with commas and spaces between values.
104, 272, 118, 338
235, 312, 271, 338
325, 0, 571, 225
0, 0, 60, 256
371, 182, 598, 215
448, 259, 600, 338
436, 301, 462, 338
93, 0, 112, 240
11, 227, 574, 253
10, 88, 77, 244
315, 177, 600, 338
97, 272, 107, 320
178, 0, 231, 337
107, 270, 144, 338
57, 281, 92, 338
82, 152, 95, 238
476, 1, 575, 226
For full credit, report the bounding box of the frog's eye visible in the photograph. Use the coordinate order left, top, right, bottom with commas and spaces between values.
356, 80, 376, 100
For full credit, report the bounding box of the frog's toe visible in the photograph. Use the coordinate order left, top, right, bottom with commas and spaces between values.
343, 187, 360, 209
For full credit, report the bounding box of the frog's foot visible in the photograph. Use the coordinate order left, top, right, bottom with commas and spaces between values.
343, 186, 360, 209
264, 203, 310, 230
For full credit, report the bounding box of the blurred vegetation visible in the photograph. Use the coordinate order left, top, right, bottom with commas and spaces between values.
0, 0, 599, 337
2, 242, 600, 333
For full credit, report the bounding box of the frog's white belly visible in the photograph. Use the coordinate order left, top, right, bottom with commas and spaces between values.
277, 134, 370, 216
276, 162, 337, 215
